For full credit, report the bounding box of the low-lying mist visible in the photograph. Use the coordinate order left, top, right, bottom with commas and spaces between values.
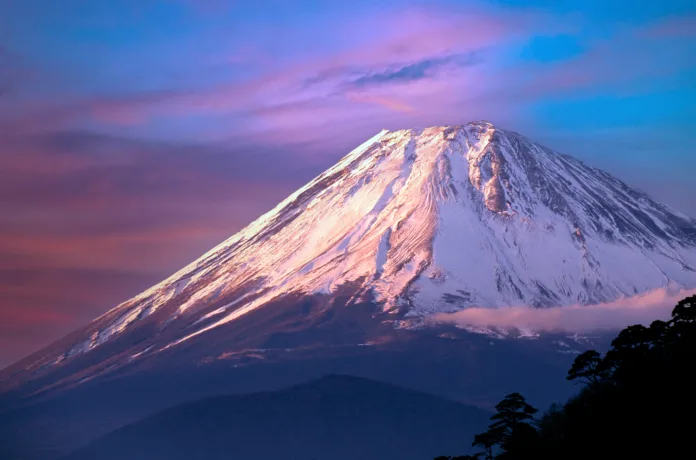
434, 287, 696, 333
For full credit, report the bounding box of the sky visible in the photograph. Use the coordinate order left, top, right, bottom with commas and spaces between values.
0, 0, 695, 368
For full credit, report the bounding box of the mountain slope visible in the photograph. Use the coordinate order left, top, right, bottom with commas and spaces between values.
2, 120, 691, 460
3, 121, 694, 391
59, 375, 490, 460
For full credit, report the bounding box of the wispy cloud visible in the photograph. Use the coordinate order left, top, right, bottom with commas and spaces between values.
434, 288, 696, 333
350, 52, 484, 88
0, 5, 541, 132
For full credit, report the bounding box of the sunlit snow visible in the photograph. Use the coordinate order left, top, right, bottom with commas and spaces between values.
33, 121, 696, 366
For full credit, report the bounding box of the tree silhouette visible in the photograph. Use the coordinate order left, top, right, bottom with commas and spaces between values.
468, 393, 538, 459
566, 350, 605, 386
488, 393, 537, 436
542, 294, 696, 458
433, 294, 696, 460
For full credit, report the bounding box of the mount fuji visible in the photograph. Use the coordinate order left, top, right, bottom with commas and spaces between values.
2, 121, 696, 459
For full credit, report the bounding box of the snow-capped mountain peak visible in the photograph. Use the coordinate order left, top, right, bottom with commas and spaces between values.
5, 121, 696, 381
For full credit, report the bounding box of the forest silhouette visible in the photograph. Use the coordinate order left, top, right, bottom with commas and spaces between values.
434, 294, 696, 459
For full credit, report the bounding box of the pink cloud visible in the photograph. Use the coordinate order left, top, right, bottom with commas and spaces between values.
4, 6, 688, 143
0, 5, 555, 132
433, 288, 696, 334
55, 8, 689, 151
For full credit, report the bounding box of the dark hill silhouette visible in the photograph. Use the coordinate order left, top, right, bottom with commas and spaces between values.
61, 374, 490, 460
0, 324, 587, 460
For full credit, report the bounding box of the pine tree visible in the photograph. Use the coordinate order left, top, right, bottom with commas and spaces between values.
469, 393, 538, 459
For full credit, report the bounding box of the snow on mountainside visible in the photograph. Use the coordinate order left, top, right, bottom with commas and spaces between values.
4, 121, 696, 379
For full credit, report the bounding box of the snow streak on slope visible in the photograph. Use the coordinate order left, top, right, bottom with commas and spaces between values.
16, 121, 696, 369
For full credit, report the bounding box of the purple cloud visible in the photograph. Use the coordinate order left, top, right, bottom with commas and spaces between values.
349, 52, 485, 89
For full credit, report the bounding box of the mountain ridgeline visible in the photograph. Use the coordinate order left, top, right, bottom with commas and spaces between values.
60, 375, 490, 460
